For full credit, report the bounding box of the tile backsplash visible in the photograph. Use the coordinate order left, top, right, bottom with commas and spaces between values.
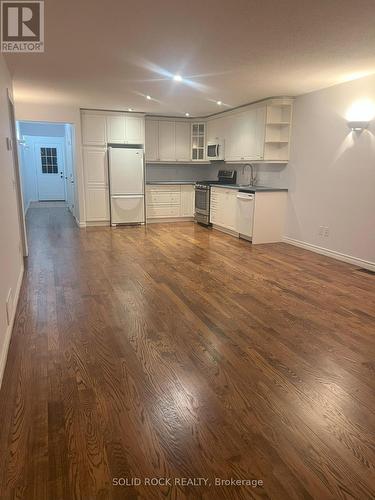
146, 162, 289, 187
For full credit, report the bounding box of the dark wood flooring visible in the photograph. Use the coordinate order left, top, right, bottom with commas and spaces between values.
0, 207, 374, 500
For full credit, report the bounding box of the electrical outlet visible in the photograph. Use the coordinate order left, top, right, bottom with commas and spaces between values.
324, 227, 329, 238
319, 226, 324, 237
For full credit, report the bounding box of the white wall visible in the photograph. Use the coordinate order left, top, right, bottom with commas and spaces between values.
146, 164, 213, 182
285, 74, 375, 268
19, 121, 65, 137
0, 56, 24, 386
15, 103, 85, 224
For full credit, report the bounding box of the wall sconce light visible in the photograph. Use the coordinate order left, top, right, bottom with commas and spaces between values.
347, 120, 370, 132
346, 99, 375, 132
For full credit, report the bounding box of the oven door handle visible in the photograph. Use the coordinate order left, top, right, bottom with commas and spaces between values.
216, 144, 219, 157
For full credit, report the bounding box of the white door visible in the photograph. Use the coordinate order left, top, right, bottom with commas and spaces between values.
35, 143, 66, 200
109, 148, 144, 195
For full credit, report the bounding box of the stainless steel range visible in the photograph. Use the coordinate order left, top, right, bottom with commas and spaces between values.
195, 170, 237, 226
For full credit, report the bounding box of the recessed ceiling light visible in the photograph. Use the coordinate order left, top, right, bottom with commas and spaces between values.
146, 95, 151, 100
173, 75, 182, 82
185, 112, 190, 117
217, 100, 222, 106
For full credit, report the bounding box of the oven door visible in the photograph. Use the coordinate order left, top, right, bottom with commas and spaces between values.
195, 187, 209, 215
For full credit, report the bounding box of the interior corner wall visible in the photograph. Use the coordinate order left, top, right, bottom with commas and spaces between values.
0, 55, 24, 387
285, 74, 375, 267
14, 102, 85, 224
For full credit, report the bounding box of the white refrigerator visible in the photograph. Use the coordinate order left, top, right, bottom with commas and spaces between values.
108, 147, 145, 225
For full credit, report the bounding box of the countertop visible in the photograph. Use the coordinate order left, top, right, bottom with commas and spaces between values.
146, 180, 196, 185
210, 184, 288, 193
146, 181, 288, 192
146, 181, 288, 193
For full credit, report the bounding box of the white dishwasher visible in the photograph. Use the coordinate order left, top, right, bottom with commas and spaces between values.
237, 192, 255, 241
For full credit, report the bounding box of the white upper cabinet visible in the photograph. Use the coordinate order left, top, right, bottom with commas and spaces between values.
207, 98, 292, 163
158, 121, 176, 161
107, 114, 144, 144
263, 104, 292, 161
191, 123, 205, 161
145, 118, 207, 163
83, 112, 145, 146
175, 122, 191, 161
145, 120, 159, 161
106, 115, 126, 143
225, 107, 266, 162
207, 116, 226, 143
82, 114, 107, 146
125, 116, 144, 144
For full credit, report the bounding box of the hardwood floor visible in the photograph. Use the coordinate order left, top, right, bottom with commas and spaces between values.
0, 207, 374, 500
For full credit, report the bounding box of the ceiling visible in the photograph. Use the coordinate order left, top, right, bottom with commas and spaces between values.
5, 0, 375, 116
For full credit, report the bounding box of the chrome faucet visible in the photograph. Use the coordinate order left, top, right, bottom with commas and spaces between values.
243, 164, 257, 186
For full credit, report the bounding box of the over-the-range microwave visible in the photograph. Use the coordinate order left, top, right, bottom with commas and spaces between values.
207, 139, 225, 161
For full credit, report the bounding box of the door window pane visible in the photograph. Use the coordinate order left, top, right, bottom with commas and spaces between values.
41, 147, 58, 174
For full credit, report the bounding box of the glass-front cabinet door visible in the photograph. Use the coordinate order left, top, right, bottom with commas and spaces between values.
191, 123, 205, 161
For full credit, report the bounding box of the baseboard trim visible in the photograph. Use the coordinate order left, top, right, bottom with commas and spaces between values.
85, 220, 110, 227
146, 217, 194, 224
74, 216, 86, 228
0, 264, 24, 389
283, 237, 375, 271
212, 224, 239, 238
24, 200, 30, 215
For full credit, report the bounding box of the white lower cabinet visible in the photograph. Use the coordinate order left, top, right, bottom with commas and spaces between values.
210, 187, 238, 232
210, 186, 287, 244
86, 188, 110, 221
83, 147, 110, 222
146, 184, 195, 220
180, 185, 195, 217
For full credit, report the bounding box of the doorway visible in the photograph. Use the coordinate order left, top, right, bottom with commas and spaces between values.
17, 121, 77, 217
35, 140, 66, 200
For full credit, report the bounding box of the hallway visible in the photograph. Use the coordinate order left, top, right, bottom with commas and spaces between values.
0, 207, 374, 499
